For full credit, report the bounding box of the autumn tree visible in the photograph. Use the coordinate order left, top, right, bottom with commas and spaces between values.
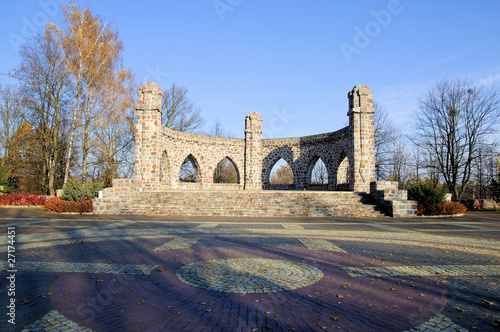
413, 78, 500, 200
89, 70, 135, 187
54, 4, 131, 185
0, 85, 22, 161
270, 160, 294, 185
11, 25, 68, 195
4, 121, 44, 193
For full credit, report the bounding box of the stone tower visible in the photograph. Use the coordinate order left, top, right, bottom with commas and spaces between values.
135, 82, 163, 191
244, 112, 263, 190
347, 85, 376, 193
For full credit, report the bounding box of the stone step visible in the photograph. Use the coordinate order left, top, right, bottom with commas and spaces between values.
120, 190, 386, 218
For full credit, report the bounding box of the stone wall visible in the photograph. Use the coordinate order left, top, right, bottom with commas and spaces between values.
370, 181, 417, 217
94, 82, 415, 217
130, 82, 375, 193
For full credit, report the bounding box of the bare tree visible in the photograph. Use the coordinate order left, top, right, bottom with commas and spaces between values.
387, 131, 413, 189
162, 83, 204, 133
413, 78, 500, 200
12, 25, 68, 195
209, 120, 238, 184
311, 159, 328, 184
468, 144, 498, 199
373, 102, 396, 180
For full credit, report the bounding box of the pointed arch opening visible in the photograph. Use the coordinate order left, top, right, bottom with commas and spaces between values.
159, 151, 171, 186
269, 158, 294, 185
337, 155, 350, 190
311, 157, 328, 185
179, 154, 200, 183
213, 157, 240, 184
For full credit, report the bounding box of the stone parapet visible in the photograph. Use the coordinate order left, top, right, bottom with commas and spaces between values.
370, 181, 417, 217
93, 179, 135, 215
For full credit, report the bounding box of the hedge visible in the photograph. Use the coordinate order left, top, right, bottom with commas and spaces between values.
417, 201, 467, 216
43, 197, 93, 213
0, 193, 46, 206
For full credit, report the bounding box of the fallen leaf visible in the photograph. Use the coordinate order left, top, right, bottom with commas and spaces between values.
482, 300, 496, 306
337, 295, 344, 299
490, 320, 500, 328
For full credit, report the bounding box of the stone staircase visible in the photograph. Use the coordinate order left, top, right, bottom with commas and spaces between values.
119, 190, 386, 218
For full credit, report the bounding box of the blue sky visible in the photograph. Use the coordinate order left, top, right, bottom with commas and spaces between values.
1, 0, 500, 139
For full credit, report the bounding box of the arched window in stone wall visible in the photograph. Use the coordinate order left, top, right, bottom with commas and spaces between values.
337, 155, 350, 190
269, 158, 294, 185
213, 157, 240, 184
159, 151, 171, 186
311, 157, 328, 185
179, 154, 201, 183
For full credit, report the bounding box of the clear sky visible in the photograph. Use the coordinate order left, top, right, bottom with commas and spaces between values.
1, 0, 500, 139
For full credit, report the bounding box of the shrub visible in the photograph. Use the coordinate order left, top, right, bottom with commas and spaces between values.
417, 201, 467, 216
43, 197, 93, 213
441, 201, 467, 215
407, 179, 448, 210
0, 192, 46, 206
62, 179, 103, 201
472, 199, 485, 210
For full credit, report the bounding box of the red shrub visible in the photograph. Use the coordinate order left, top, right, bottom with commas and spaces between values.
417, 201, 467, 216
0, 193, 46, 206
43, 197, 93, 213
472, 199, 485, 210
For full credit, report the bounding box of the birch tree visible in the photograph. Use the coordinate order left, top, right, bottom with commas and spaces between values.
56, 4, 127, 185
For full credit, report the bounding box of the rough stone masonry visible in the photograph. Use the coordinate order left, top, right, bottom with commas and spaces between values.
94, 82, 416, 217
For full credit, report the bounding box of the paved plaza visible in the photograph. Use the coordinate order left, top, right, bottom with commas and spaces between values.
1, 208, 499, 331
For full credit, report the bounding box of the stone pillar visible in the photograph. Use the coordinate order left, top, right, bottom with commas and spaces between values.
135, 82, 163, 191
347, 85, 376, 193
244, 112, 263, 190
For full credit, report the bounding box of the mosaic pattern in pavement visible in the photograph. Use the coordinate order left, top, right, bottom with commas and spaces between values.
1, 211, 499, 331
175, 258, 324, 294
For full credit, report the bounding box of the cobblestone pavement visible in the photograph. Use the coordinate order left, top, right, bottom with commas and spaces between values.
1, 209, 499, 331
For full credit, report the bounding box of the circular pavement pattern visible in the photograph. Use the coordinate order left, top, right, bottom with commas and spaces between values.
175, 258, 324, 293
